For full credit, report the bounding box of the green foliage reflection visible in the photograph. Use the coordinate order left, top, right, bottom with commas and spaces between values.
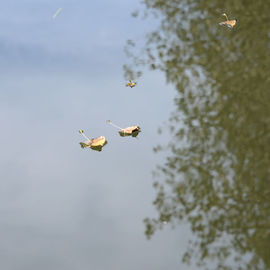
126, 0, 270, 269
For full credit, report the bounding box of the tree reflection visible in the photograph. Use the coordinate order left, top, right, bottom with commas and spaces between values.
126, 0, 270, 269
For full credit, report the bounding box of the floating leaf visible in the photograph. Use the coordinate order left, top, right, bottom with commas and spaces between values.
107, 120, 141, 137
126, 80, 137, 88
219, 13, 237, 28
79, 130, 107, 152
119, 126, 141, 137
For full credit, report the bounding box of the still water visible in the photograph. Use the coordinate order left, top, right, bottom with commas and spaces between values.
1, 0, 270, 270
0, 1, 184, 270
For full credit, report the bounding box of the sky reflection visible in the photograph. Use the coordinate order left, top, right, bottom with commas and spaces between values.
0, 0, 192, 269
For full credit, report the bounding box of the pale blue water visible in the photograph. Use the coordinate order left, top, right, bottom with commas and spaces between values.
0, 1, 192, 269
